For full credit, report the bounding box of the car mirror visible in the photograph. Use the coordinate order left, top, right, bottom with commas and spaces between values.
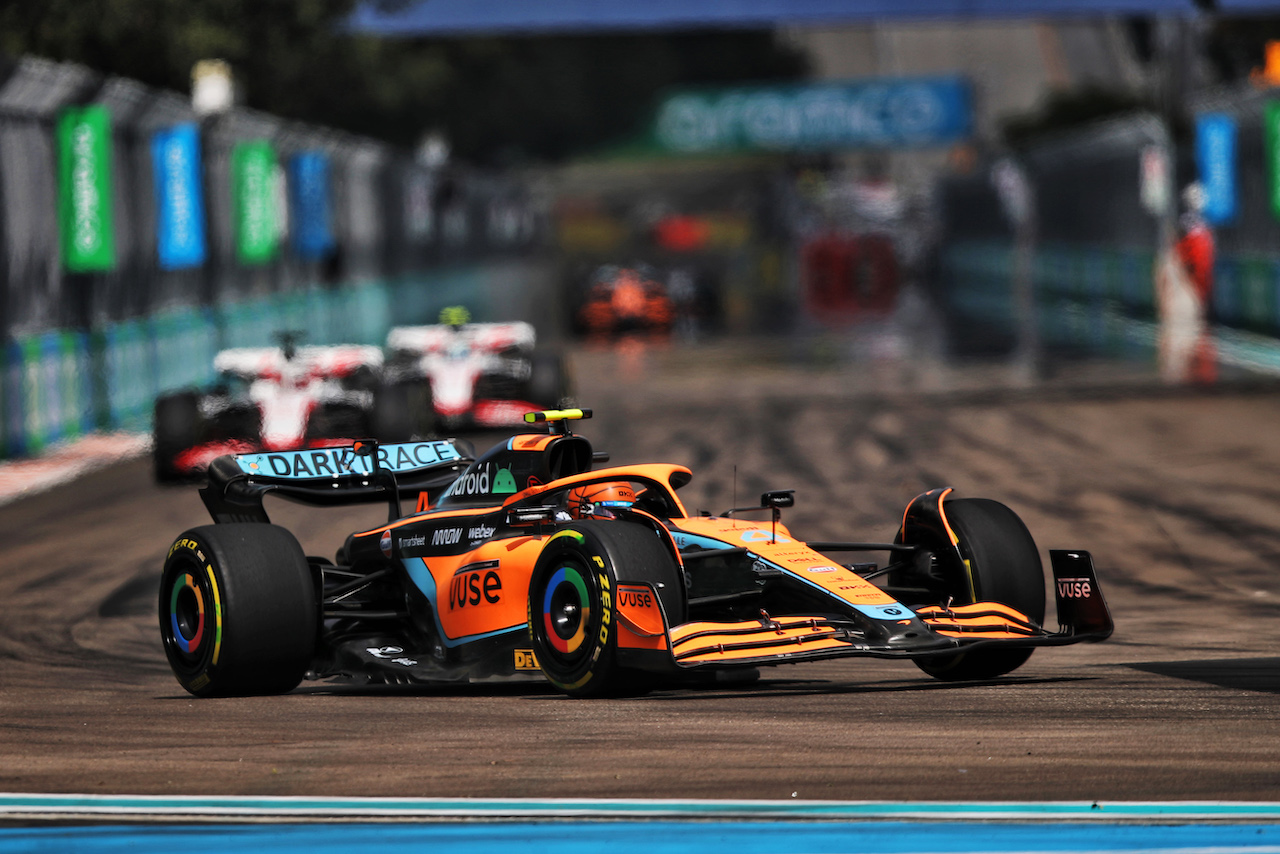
762, 490, 795, 509
507, 505, 558, 526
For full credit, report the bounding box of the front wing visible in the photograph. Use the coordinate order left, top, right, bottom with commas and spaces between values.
619, 550, 1113, 671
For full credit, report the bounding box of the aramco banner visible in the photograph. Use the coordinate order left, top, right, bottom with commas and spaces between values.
650, 76, 972, 155
232, 140, 278, 264
289, 151, 335, 260
1195, 112, 1238, 226
56, 105, 116, 272
151, 123, 207, 270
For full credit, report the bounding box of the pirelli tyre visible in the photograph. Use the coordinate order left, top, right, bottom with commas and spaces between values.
526, 351, 570, 409
372, 381, 434, 443
528, 521, 681, 698
159, 524, 317, 697
906, 498, 1045, 681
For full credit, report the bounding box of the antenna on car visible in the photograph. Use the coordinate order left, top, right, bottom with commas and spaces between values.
524, 408, 593, 436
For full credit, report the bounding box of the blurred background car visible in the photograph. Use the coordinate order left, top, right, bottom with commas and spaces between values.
383, 306, 570, 432
152, 333, 393, 481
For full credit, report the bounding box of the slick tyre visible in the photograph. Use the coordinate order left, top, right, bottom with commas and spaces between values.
528, 521, 682, 697
372, 382, 434, 442
526, 352, 570, 408
159, 524, 317, 697
153, 392, 202, 482
910, 498, 1045, 681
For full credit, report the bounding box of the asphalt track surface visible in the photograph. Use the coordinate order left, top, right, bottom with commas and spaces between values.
3, 338, 1280, 804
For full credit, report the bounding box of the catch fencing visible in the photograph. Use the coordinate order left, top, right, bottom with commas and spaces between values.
0, 56, 545, 459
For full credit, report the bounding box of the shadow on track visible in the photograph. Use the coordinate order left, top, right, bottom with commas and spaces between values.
1128, 657, 1280, 694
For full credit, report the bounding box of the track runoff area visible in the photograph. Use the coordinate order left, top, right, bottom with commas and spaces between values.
2, 797, 1280, 852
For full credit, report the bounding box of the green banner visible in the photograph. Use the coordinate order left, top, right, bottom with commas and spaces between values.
56, 105, 116, 272
232, 140, 278, 264
1266, 101, 1280, 221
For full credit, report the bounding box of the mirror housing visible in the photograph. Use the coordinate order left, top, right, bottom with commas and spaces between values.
507, 505, 559, 526
762, 489, 795, 509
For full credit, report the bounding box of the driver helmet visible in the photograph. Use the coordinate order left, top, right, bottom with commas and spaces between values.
566, 482, 636, 519
439, 305, 471, 328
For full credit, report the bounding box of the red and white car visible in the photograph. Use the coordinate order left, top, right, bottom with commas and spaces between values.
152, 338, 396, 482
383, 317, 569, 431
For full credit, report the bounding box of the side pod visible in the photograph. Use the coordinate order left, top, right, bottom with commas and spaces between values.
1049, 550, 1114, 641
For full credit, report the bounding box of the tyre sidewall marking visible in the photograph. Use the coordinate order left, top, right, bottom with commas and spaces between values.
205, 562, 223, 666
535, 535, 614, 692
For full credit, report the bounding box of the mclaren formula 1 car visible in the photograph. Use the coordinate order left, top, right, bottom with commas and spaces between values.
160, 409, 1113, 698
573, 265, 675, 340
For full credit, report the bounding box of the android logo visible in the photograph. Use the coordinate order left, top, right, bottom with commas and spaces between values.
493, 466, 518, 494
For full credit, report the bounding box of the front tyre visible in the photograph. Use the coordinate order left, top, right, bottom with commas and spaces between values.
372, 381, 434, 442
159, 524, 317, 697
526, 351, 570, 408
153, 391, 202, 482
907, 498, 1045, 681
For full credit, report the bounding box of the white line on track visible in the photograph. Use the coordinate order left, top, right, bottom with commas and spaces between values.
0, 433, 149, 507
3, 794, 1280, 822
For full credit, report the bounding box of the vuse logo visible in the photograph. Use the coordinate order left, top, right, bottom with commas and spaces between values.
1057, 577, 1092, 599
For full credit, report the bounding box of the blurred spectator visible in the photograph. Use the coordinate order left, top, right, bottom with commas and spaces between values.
1156, 183, 1217, 384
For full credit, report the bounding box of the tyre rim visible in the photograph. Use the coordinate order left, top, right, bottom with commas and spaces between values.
169, 572, 206, 654
164, 562, 222, 667
542, 565, 591, 656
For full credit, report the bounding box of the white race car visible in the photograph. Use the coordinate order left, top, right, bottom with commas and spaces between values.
152, 334, 401, 481
384, 309, 569, 431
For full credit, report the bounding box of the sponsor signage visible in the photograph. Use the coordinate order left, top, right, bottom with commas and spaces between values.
56, 104, 116, 272
449, 565, 502, 610
1265, 101, 1280, 221
1195, 112, 1237, 225
151, 123, 207, 270
449, 463, 520, 497
289, 151, 335, 260
235, 440, 463, 479
1056, 576, 1093, 599
651, 76, 972, 154
231, 140, 278, 264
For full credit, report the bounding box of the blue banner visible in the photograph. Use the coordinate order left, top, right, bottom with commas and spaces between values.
652, 76, 972, 154
1196, 113, 1238, 225
150, 123, 207, 269
289, 151, 335, 260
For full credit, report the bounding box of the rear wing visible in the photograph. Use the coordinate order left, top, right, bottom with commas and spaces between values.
199, 440, 472, 525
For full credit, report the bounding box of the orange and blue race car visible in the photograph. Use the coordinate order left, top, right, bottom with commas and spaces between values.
160, 409, 1113, 698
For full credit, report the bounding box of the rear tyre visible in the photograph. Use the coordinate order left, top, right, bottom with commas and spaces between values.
528, 521, 682, 697
153, 392, 203, 483
159, 524, 317, 697
904, 498, 1044, 681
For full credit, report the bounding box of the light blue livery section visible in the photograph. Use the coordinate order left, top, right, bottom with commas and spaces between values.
671, 530, 916, 622
235, 441, 463, 480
